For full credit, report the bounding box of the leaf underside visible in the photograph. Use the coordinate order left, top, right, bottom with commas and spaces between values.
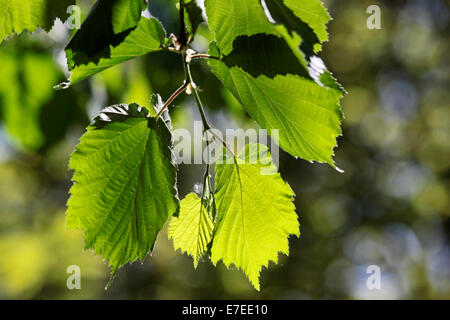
211, 144, 300, 290
64, 0, 166, 86
168, 193, 214, 268
112, 0, 147, 34
0, 0, 75, 43
58, 0, 347, 291
67, 103, 179, 276
208, 42, 343, 166
205, 0, 345, 166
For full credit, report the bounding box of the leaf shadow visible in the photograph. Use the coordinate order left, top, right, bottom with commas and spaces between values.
65, 0, 135, 68
222, 34, 310, 79
263, 0, 320, 57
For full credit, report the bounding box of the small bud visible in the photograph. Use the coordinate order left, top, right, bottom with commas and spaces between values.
186, 83, 193, 95
185, 48, 196, 63
169, 33, 182, 51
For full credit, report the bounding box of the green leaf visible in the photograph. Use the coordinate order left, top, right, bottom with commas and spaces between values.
0, 0, 75, 43
204, 0, 330, 56
171, 0, 204, 42
183, 0, 205, 38
208, 42, 343, 167
168, 193, 214, 268
66, 17, 166, 85
205, 0, 344, 165
66, 103, 180, 277
205, 0, 341, 89
262, 0, 331, 54
216, 33, 310, 79
63, 0, 165, 86
112, 0, 147, 34
211, 144, 299, 291
205, 0, 277, 55
281, 0, 331, 44
66, 0, 142, 67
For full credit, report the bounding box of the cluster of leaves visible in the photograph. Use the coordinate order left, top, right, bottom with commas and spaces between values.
0, 0, 344, 290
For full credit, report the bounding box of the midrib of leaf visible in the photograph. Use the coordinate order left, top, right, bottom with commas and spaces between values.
87, 122, 149, 249
197, 198, 206, 254
105, 189, 134, 261
196, 201, 209, 258
234, 161, 250, 268
239, 163, 286, 232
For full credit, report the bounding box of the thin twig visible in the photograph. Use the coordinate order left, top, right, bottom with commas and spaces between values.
182, 53, 235, 156
190, 54, 221, 61
155, 82, 188, 119
185, 61, 211, 131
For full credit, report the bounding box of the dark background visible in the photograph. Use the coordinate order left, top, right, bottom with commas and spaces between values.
0, 0, 448, 299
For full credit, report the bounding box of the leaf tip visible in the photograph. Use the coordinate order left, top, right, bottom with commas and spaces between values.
105, 270, 117, 290
53, 81, 71, 90
335, 166, 344, 173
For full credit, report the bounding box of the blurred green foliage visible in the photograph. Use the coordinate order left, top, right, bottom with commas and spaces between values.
0, 0, 448, 299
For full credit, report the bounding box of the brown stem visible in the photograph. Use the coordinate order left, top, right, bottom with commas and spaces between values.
190, 54, 221, 61
155, 82, 188, 119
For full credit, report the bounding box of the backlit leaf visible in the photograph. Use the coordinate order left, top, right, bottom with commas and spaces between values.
208, 42, 344, 167
211, 144, 299, 290
168, 193, 214, 268
67, 103, 179, 277
0, 0, 75, 43
63, 0, 165, 86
